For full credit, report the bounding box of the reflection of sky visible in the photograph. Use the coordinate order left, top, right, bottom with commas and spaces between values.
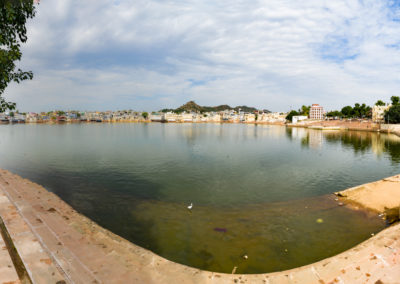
0, 124, 400, 208
0, 124, 395, 274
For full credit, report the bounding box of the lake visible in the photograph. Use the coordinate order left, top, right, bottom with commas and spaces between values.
0, 123, 398, 273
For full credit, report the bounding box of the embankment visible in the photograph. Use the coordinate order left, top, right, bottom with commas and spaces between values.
0, 170, 399, 283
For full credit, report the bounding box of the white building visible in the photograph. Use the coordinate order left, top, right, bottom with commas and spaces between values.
258, 112, 287, 123
244, 113, 256, 122
292, 115, 308, 124
181, 113, 193, 122
150, 114, 163, 122
209, 113, 221, 122
372, 105, 390, 123
309, 104, 324, 120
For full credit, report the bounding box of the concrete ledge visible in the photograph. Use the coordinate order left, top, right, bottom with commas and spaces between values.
0, 221, 20, 284
0, 169, 399, 283
336, 174, 400, 224
0, 173, 66, 284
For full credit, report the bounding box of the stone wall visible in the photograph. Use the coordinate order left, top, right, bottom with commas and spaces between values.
380, 124, 400, 134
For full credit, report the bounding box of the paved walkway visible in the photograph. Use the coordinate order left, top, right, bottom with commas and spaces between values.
0, 231, 20, 284
0, 169, 399, 283
0, 172, 66, 284
336, 174, 400, 214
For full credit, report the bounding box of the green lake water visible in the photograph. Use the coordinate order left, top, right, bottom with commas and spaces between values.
0, 123, 398, 273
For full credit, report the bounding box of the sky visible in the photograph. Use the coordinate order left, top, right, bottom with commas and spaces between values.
4, 0, 400, 112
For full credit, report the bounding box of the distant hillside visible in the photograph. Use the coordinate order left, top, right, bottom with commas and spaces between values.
161, 101, 267, 113
177, 101, 204, 112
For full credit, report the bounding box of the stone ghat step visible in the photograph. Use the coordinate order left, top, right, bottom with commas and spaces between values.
0, 176, 66, 283
336, 174, 400, 223
0, 228, 20, 284
0, 169, 400, 284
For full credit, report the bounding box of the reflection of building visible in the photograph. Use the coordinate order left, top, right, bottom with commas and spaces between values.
308, 130, 323, 149
371, 134, 384, 156
372, 105, 390, 123
372, 132, 400, 156
291, 127, 308, 139
309, 104, 324, 120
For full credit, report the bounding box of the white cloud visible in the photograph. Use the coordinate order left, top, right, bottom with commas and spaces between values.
5, 0, 400, 112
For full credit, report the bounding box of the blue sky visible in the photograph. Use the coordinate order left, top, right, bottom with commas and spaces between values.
5, 0, 400, 112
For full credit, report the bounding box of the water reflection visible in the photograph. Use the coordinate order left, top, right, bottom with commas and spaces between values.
0, 124, 398, 273
286, 127, 400, 163
131, 195, 384, 273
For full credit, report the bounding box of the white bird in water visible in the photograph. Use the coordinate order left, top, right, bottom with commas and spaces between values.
187, 203, 193, 210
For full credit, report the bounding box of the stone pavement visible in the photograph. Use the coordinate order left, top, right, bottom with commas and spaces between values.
0, 230, 20, 284
0, 169, 399, 284
336, 174, 400, 219
0, 172, 66, 284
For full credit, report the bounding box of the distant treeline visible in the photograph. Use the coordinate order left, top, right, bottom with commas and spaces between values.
286, 96, 400, 123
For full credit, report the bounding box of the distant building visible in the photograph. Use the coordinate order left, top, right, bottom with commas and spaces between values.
150, 113, 163, 122
258, 112, 286, 123
164, 112, 178, 122
292, 115, 308, 124
309, 104, 324, 120
244, 113, 256, 122
372, 105, 391, 123
181, 113, 193, 122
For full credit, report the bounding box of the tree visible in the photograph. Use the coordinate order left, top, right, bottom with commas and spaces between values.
375, 100, 385, 106
299, 105, 310, 116
142, 112, 148, 119
384, 105, 400, 124
285, 110, 299, 122
359, 103, 371, 118
391, 96, 400, 106
326, 110, 343, 118
341, 106, 353, 118
353, 103, 361, 118
1, 0, 37, 112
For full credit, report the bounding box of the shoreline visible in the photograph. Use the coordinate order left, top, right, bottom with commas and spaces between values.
18, 120, 287, 126
6, 119, 400, 137
0, 170, 399, 283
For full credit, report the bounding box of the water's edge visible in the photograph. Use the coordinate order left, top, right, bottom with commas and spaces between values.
0, 169, 399, 283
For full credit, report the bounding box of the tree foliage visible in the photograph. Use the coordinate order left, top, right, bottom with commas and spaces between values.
384, 105, 400, 124
0, 0, 36, 112
391, 96, 400, 106
341, 106, 353, 117
340, 103, 371, 118
375, 100, 386, 106
299, 105, 310, 116
326, 110, 343, 117
285, 110, 299, 122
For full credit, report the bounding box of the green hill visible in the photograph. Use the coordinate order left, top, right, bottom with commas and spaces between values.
161, 101, 266, 113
